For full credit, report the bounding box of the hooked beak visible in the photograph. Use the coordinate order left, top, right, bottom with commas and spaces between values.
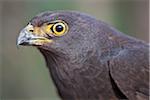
17, 24, 52, 46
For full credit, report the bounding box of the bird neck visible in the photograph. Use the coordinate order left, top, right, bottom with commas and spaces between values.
38, 48, 115, 99
38, 48, 82, 98
38, 48, 74, 81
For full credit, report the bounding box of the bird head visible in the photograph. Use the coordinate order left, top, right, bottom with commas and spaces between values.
17, 11, 101, 56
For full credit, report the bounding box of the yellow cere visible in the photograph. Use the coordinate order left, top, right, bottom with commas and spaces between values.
32, 27, 45, 36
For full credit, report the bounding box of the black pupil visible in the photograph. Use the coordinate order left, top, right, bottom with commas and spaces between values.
55, 25, 63, 32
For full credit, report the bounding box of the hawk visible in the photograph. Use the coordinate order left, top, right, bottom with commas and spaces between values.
17, 11, 149, 100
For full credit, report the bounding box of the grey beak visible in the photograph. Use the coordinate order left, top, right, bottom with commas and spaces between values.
17, 29, 30, 46
17, 24, 35, 46
17, 24, 52, 47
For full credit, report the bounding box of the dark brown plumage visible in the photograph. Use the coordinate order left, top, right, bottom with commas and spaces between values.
17, 11, 149, 100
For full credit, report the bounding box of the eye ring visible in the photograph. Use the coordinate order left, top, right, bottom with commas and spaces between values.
52, 22, 68, 36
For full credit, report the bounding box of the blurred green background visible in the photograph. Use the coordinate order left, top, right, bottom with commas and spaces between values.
0, 0, 148, 100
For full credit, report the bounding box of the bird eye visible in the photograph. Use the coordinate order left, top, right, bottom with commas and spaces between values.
52, 22, 68, 36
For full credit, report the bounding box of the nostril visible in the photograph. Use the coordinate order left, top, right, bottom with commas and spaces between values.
29, 29, 34, 32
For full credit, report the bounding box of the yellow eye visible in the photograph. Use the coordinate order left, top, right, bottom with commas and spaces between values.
52, 22, 68, 36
